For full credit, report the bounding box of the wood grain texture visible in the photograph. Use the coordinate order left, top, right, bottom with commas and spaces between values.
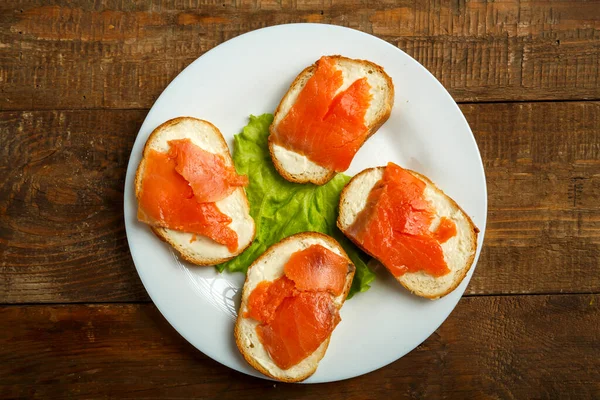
1, 0, 599, 110
461, 101, 600, 295
1, 102, 599, 303
0, 110, 149, 302
0, 295, 598, 399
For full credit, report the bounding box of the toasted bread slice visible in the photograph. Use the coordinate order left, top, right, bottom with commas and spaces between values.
134, 117, 255, 265
235, 232, 355, 382
337, 167, 479, 299
269, 55, 394, 185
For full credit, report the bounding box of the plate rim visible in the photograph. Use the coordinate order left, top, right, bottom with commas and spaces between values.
123, 22, 488, 383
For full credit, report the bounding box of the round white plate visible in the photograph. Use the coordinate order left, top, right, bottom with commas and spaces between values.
124, 23, 487, 383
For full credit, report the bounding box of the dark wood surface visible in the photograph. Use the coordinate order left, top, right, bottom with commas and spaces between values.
1, 0, 600, 109
2, 295, 599, 399
1, 0, 599, 398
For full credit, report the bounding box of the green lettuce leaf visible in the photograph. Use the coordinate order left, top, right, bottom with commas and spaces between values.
217, 114, 375, 298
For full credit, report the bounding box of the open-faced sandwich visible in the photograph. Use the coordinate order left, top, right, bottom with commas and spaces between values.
338, 162, 479, 299
269, 55, 394, 185
235, 232, 355, 382
135, 117, 255, 265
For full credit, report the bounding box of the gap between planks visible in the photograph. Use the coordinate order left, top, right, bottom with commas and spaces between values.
1, 291, 598, 307
2, 98, 600, 113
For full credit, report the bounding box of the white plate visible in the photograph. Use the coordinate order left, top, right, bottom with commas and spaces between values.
124, 23, 487, 383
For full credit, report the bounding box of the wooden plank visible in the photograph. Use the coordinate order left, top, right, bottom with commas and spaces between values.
1, 102, 599, 303
0, 110, 149, 302
1, 0, 599, 110
460, 101, 600, 295
0, 295, 598, 398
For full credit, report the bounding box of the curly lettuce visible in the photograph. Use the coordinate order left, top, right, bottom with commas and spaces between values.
217, 114, 374, 298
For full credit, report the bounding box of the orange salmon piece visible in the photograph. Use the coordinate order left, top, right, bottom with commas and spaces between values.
168, 138, 248, 203
350, 163, 456, 277
244, 276, 296, 324
256, 292, 340, 370
137, 148, 238, 252
274, 56, 372, 172
284, 244, 349, 296
434, 217, 457, 244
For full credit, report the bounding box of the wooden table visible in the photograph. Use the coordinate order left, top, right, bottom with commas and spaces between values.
1, 1, 599, 398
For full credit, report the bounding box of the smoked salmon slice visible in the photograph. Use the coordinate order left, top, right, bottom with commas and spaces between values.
349, 163, 457, 277
137, 142, 243, 252
273, 56, 372, 172
256, 292, 340, 370
168, 139, 248, 203
245, 244, 349, 370
434, 217, 457, 244
284, 244, 349, 296
244, 276, 296, 324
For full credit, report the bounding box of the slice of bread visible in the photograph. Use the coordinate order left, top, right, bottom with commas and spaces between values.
134, 117, 255, 266
235, 232, 355, 382
269, 55, 394, 185
337, 167, 479, 299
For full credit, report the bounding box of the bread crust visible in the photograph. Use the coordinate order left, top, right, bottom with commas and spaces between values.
337, 167, 479, 299
134, 117, 255, 266
234, 232, 355, 382
269, 56, 394, 185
